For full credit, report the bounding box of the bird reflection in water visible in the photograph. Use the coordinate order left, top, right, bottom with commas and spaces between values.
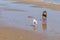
42, 10, 47, 32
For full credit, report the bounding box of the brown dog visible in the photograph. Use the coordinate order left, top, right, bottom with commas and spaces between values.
42, 11, 47, 21
42, 11, 47, 18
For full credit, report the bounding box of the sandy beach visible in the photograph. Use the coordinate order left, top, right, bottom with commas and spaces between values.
0, 0, 60, 40
0, 26, 47, 40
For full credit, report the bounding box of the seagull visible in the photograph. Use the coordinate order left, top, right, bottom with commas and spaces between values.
33, 19, 37, 25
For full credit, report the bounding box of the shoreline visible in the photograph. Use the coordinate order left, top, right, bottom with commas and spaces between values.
14, 2, 60, 11
0, 26, 47, 40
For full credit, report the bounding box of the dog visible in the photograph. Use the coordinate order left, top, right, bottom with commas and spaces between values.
33, 19, 37, 25
42, 10, 47, 24
42, 11, 47, 18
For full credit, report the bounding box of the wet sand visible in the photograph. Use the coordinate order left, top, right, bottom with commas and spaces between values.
0, 7, 27, 12
14, 1, 60, 11
0, 26, 47, 40
4, 8, 28, 12
27, 16, 34, 18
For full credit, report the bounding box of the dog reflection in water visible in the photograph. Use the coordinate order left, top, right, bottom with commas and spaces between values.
33, 25, 37, 31
32, 19, 37, 31
42, 11, 47, 32
42, 20, 47, 32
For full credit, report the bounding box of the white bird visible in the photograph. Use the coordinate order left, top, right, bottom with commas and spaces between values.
33, 19, 37, 25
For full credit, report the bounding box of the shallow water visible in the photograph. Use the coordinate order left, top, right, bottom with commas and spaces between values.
0, 0, 60, 40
